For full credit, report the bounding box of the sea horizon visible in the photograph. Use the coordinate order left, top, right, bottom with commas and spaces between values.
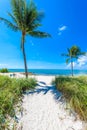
4, 68, 87, 76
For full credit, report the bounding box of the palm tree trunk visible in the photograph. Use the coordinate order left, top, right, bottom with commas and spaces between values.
22, 34, 28, 78
71, 61, 73, 76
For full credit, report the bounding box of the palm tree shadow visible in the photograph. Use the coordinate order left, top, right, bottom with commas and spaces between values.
25, 82, 62, 101
39, 81, 46, 85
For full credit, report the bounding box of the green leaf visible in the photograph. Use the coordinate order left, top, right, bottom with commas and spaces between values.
28, 31, 51, 38
0, 17, 18, 31
66, 58, 70, 64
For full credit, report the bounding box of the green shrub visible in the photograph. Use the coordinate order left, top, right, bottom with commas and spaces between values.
0, 75, 37, 129
54, 76, 87, 121
0, 68, 9, 73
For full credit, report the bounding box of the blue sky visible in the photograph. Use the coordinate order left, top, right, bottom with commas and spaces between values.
0, 0, 87, 69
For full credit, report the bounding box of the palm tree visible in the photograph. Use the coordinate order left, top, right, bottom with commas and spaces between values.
0, 0, 51, 78
62, 45, 85, 76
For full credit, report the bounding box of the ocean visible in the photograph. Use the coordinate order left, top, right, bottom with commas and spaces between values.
8, 69, 87, 76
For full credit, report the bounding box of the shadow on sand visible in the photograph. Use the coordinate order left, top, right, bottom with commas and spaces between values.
25, 81, 62, 101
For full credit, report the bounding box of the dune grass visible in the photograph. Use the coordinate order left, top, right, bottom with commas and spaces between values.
54, 76, 87, 121
0, 75, 37, 129
0, 68, 9, 73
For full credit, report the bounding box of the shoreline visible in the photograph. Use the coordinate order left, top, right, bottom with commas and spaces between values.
0, 72, 87, 77
0, 69, 87, 76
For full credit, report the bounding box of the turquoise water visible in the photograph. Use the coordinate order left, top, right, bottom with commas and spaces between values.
8, 69, 87, 76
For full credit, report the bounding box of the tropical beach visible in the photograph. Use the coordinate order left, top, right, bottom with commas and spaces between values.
0, 0, 87, 130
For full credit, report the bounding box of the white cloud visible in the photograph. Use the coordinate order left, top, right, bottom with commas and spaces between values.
58, 25, 67, 35
0, 64, 8, 68
59, 25, 67, 31
77, 55, 87, 67
67, 62, 75, 68
66, 53, 87, 69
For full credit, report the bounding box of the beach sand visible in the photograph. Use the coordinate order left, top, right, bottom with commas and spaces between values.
13, 75, 85, 130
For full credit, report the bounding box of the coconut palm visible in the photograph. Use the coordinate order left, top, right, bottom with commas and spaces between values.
62, 45, 85, 76
0, 0, 51, 78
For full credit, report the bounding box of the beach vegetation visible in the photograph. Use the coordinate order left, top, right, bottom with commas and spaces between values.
0, 0, 51, 78
0, 75, 37, 129
0, 68, 9, 73
54, 76, 87, 121
62, 45, 85, 76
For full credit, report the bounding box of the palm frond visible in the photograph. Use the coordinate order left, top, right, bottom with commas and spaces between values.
35, 11, 44, 22
8, 12, 17, 24
67, 48, 70, 53
11, 0, 44, 30
61, 53, 69, 57
66, 58, 70, 64
28, 0, 37, 12
0, 17, 18, 31
11, 0, 25, 28
28, 31, 51, 38
29, 0, 44, 22
25, 0, 37, 24
24, 1, 44, 28
0, 0, 51, 37
26, 23, 42, 32
80, 52, 86, 55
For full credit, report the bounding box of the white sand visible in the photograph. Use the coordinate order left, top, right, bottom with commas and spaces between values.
0, 72, 25, 78
16, 75, 85, 130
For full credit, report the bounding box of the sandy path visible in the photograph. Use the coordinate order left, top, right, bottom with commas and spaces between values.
17, 76, 84, 130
